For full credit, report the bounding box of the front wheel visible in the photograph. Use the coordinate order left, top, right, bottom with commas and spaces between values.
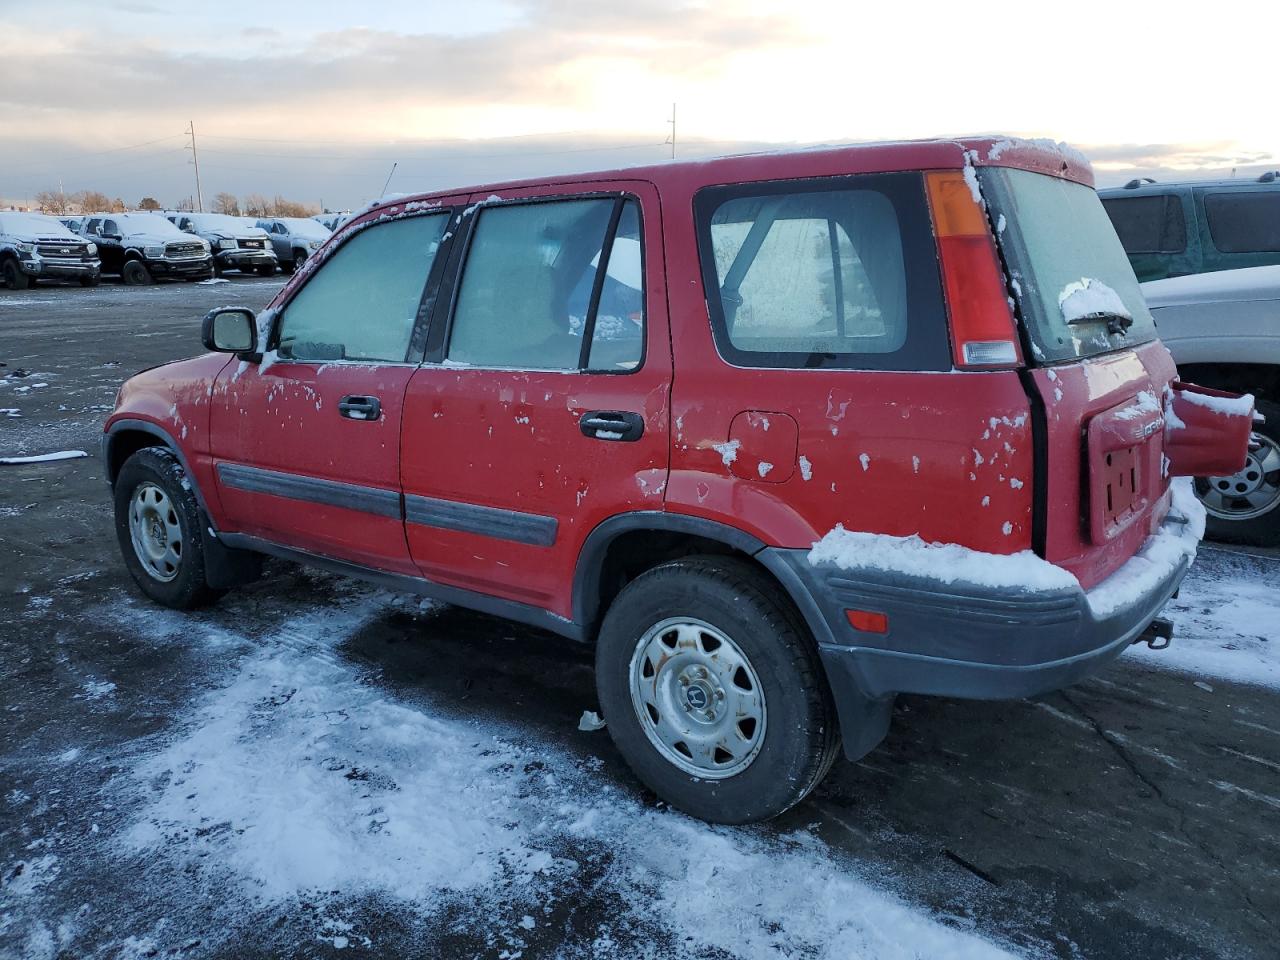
2, 259, 30, 290
255, 263, 276, 277
114, 447, 223, 609
79, 275, 100, 287
122, 260, 153, 285
1198, 397, 1280, 546
595, 556, 840, 824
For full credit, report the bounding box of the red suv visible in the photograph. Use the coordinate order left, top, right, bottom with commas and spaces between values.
104, 138, 1254, 823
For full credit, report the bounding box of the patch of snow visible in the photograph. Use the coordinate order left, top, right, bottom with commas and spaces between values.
577, 711, 606, 732
1058, 278, 1130, 324
757, 461, 773, 478
196, 278, 229, 285
1113, 390, 1161, 422
1178, 389, 1255, 418
1085, 478, 1206, 620
0, 450, 88, 465
912, 456, 920, 474
809, 527, 1078, 592
798, 455, 813, 481
711, 440, 740, 467
858, 453, 871, 472
1001, 522, 1013, 536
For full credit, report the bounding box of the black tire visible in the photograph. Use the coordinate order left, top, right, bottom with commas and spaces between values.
292, 249, 307, 272
2, 259, 30, 290
121, 259, 153, 286
79, 275, 99, 287
113, 447, 224, 609
213, 261, 226, 278
1199, 397, 1280, 547
255, 263, 275, 277
595, 556, 840, 824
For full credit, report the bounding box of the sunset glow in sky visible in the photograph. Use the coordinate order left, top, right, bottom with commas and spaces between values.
2, 0, 1275, 208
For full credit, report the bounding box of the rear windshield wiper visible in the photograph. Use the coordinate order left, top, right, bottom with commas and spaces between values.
1066, 311, 1134, 336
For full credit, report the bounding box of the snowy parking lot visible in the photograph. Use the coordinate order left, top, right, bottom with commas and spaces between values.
2, 282, 1279, 959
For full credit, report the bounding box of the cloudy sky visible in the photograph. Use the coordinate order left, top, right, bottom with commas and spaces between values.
2, 0, 1276, 210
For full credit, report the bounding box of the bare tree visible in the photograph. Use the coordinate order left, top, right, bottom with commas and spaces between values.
34, 190, 68, 215
272, 195, 320, 217
70, 190, 113, 214
241, 193, 271, 217
110, 197, 127, 213
138, 196, 162, 211
212, 192, 240, 215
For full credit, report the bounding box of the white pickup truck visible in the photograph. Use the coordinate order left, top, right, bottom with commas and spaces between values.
1143, 265, 1279, 545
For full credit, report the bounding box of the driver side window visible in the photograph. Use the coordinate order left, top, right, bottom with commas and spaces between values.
274, 213, 448, 363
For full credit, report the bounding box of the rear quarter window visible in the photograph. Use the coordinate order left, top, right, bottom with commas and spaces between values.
693, 173, 950, 370
1101, 195, 1186, 254
1203, 192, 1280, 253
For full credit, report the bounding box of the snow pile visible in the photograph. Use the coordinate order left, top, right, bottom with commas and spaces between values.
109, 590, 1017, 959
1085, 478, 1205, 620
1058, 278, 1130, 324
1113, 390, 1161, 422
808, 526, 1078, 592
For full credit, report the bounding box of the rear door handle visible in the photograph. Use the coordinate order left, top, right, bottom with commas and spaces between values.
580, 410, 644, 441
338, 395, 381, 421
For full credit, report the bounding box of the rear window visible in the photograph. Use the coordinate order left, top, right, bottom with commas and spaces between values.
1203, 192, 1280, 253
1101, 195, 1186, 253
981, 168, 1157, 364
693, 173, 949, 370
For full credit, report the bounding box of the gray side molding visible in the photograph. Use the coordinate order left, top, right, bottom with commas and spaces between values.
216, 462, 402, 519
404, 494, 557, 547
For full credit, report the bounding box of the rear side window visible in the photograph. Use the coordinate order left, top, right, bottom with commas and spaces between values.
1101, 195, 1186, 253
694, 174, 949, 370
274, 213, 447, 363
447, 197, 644, 372
1204, 192, 1280, 252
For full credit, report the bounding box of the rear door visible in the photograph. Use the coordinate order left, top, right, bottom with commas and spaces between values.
982, 167, 1177, 589
208, 203, 461, 574
400, 182, 670, 618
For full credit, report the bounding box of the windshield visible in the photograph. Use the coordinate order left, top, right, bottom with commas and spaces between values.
0, 213, 78, 238
282, 217, 331, 239
980, 168, 1157, 363
115, 214, 184, 236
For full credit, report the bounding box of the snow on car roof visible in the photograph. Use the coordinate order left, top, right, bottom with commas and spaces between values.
0, 212, 80, 238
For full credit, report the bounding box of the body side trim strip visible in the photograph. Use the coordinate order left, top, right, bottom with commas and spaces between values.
216, 462, 403, 519
404, 493, 557, 547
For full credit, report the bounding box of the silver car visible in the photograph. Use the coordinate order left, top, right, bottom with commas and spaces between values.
256, 217, 332, 273
1143, 265, 1280, 545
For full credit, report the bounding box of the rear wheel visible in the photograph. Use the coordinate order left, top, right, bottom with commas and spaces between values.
595, 556, 839, 824
292, 249, 307, 272
1197, 398, 1280, 546
114, 447, 223, 609
122, 259, 153, 286
2, 259, 30, 290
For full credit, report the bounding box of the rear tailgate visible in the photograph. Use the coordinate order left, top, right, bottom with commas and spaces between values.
978, 163, 1176, 588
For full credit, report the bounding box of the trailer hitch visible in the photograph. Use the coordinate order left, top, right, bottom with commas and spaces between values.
1132, 616, 1174, 650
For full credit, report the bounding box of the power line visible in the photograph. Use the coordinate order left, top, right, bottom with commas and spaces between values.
197, 128, 599, 146
196, 140, 668, 164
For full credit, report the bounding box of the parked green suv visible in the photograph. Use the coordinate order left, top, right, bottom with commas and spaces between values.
1099, 174, 1280, 282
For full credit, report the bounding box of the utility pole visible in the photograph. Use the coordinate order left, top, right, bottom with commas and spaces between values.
186, 120, 205, 212
666, 103, 676, 160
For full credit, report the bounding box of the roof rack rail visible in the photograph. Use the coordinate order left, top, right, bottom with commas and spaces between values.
1124, 177, 1158, 189
1258, 171, 1280, 183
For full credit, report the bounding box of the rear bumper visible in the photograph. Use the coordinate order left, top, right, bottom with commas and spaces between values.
763, 505, 1199, 758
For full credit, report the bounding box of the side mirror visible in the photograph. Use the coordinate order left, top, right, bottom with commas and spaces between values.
104, 233, 122, 241
202, 307, 259, 356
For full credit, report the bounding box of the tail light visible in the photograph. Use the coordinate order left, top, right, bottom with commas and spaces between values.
925, 170, 1022, 369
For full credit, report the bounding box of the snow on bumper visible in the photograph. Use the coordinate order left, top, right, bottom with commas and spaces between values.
767, 479, 1203, 709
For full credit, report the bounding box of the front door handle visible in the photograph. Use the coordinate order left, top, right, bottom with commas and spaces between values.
580, 410, 644, 441
338, 395, 381, 421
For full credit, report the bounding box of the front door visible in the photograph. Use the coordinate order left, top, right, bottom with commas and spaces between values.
209, 204, 458, 574
400, 183, 671, 618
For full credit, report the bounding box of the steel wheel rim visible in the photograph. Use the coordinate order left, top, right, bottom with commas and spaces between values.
628, 616, 767, 779
1197, 432, 1280, 522
128, 482, 183, 583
